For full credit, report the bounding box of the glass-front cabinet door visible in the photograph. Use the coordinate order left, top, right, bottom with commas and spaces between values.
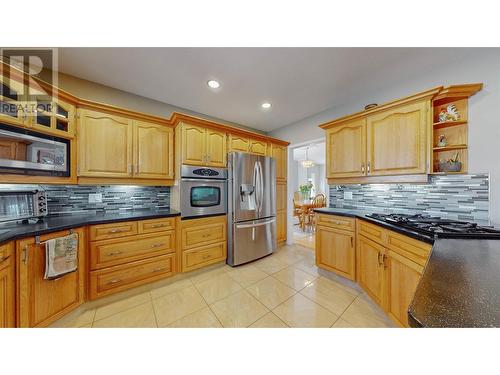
0, 74, 27, 127
31, 98, 76, 138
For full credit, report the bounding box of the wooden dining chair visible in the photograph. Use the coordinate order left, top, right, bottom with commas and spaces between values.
292, 191, 304, 227
306, 193, 326, 231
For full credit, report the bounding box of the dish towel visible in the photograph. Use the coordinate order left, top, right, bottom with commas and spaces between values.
44, 233, 78, 279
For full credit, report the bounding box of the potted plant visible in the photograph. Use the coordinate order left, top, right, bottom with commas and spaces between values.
439, 152, 462, 172
299, 182, 313, 200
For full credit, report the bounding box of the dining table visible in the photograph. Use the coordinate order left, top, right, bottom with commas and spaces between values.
295, 199, 325, 231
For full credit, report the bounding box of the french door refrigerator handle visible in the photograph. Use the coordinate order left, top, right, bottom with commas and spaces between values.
236, 218, 276, 229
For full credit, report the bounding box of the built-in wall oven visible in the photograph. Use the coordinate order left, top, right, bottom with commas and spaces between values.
180, 165, 227, 219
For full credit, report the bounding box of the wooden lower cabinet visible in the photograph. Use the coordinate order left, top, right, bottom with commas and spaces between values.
89, 254, 174, 299
0, 242, 15, 328
385, 251, 424, 327
354, 219, 432, 327
16, 228, 86, 328
316, 225, 355, 280
356, 234, 386, 306
180, 215, 227, 272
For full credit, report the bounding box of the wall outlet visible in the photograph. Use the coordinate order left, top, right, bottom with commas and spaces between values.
89, 193, 103, 203
343, 191, 353, 200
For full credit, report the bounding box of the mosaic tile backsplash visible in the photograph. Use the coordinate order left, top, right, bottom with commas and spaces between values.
329, 174, 489, 223
0, 184, 170, 216
44, 185, 170, 215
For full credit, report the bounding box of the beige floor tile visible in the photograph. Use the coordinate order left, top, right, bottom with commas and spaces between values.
273, 294, 338, 328
211, 290, 269, 328
189, 266, 228, 285
249, 312, 288, 328
51, 308, 96, 328
253, 256, 289, 275
94, 292, 151, 321
168, 307, 222, 328
273, 250, 305, 265
272, 267, 317, 291
317, 275, 360, 297
300, 277, 357, 316
331, 318, 354, 328
226, 265, 268, 287
93, 302, 157, 328
293, 257, 320, 277
194, 273, 242, 304
153, 286, 207, 327
150, 278, 193, 300
341, 296, 395, 328
246, 276, 296, 309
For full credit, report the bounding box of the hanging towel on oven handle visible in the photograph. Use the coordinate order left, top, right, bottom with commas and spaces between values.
44, 232, 78, 280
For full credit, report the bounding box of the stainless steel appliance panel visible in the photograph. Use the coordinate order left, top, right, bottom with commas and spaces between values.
0, 188, 48, 222
230, 152, 276, 222
228, 217, 276, 266
180, 165, 227, 218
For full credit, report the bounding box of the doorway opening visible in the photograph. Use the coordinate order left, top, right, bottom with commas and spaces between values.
288, 139, 327, 250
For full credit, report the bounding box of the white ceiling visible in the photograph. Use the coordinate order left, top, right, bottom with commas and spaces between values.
57, 48, 475, 132
293, 143, 325, 165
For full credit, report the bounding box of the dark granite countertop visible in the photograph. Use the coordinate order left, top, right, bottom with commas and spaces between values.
313, 207, 435, 243
0, 209, 180, 245
409, 238, 500, 328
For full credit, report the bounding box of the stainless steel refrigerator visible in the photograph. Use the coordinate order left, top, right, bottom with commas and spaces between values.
227, 152, 277, 266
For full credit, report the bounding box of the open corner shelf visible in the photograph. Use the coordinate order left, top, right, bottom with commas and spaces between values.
431, 84, 482, 175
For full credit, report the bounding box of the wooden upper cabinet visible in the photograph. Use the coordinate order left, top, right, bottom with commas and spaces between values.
181, 123, 227, 167
249, 140, 267, 156
16, 228, 86, 327
133, 120, 174, 179
0, 74, 28, 127
0, 242, 15, 328
228, 134, 250, 152
206, 128, 227, 167
78, 109, 133, 177
271, 143, 287, 181
31, 98, 76, 138
326, 119, 366, 178
366, 100, 429, 176
181, 123, 206, 166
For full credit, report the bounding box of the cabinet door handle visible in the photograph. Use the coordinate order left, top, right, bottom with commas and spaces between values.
361, 163, 365, 173
152, 267, 167, 273
377, 251, 382, 266
202, 254, 212, 260
107, 279, 122, 285
106, 251, 123, 256
151, 224, 166, 228
151, 243, 165, 248
23, 245, 29, 265
109, 229, 126, 234
350, 237, 353, 247
367, 161, 371, 174
0, 255, 9, 263
382, 254, 388, 268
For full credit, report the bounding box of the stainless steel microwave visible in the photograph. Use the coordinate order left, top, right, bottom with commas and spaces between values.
0, 123, 70, 176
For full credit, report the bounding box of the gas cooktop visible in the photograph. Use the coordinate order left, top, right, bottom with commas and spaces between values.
365, 213, 500, 239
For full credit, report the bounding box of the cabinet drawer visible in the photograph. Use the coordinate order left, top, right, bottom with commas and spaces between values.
139, 217, 175, 234
357, 219, 388, 245
387, 231, 432, 267
181, 216, 226, 249
90, 232, 175, 270
317, 214, 355, 232
89, 254, 174, 299
182, 242, 226, 272
89, 221, 138, 241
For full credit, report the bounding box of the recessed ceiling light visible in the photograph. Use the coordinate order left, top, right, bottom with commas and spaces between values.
207, 80, 220, 89
261, 102, 272, 109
